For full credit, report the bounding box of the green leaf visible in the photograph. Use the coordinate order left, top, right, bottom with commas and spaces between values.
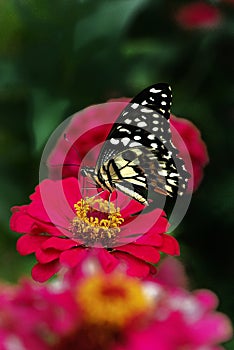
31, 89, 69, 151
74, 0, 148, 50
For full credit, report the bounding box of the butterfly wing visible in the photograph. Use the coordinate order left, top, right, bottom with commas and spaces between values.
93, 83, 190, 203
102, 148, 148, 205
96, 83, 172, 168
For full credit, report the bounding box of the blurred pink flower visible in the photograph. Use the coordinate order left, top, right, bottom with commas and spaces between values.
0, 280, 78, 350
0, 258, 231, 350
175, 2, 222, 30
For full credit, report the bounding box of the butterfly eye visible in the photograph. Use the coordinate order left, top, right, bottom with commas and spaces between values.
80, 168, 88, 177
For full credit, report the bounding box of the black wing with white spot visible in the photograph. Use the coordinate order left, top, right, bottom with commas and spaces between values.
94, 83, 190, 203
131, 82, 172, 120
96, 83, 172, 168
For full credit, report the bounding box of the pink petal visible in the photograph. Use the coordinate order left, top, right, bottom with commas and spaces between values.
121, 199, 145, 218
194, 289, 219, 311
11, 205, 65, 237
191, 313, 233, 345
16, 235, 48, 255
160, 234, 180, 256
156, 257, 188, 289
41, 236, 78, 250
35, 248, 61, 264
128, 214, 168, 247
117, 244, 161, 264
29, 179, 80, 231
112, 251, 151, 277
60, 248, 88, 268
10, 206, 39, 233
135, 230, 163, 247
119, 209, 168, 246
31, 261, 60, 282
96, 248, 119, 273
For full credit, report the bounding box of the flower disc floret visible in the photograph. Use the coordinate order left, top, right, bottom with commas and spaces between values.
76, 273, 150, 328
71, 198, 124, 247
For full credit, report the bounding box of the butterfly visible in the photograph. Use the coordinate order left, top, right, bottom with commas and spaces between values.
80, 83, 190, 206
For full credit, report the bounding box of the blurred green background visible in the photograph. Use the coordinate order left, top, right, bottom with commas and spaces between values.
0, 0, 233, 347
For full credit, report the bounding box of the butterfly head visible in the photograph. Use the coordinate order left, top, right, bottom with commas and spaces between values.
80, 166, 95, 177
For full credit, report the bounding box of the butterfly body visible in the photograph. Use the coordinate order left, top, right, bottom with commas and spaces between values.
80, 83, 190, 206
81, 147, 149, 205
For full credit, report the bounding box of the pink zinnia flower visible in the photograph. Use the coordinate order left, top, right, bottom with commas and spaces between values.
48, 99, 208, 193
10, 177, 179, 282
175, 2, 222, 30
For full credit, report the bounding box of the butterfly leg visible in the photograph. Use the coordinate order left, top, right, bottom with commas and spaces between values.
107, 192, 113, 213
85, 190, 105, 200
80, 177, 98, 198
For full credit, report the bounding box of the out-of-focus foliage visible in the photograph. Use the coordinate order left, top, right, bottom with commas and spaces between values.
0, 0, 233, 347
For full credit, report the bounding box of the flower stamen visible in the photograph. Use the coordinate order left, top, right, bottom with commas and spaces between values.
70, 198, 124, 247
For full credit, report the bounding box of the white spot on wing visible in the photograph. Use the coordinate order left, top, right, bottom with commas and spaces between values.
134, 135, 141, 141
141, 108, 153, 113
162, 151, 172, 160
150, 88, 162, 93
158, 170, 168, 176
121, 137, 130, 146
131, 103, 139, 109
110, 138, 119, 145
165, 185, 172, 192
119, 128, 131, 134
137, 121, 147, 127
125, 119, 132, 124
151, 143, 158, 148
129, 142, 141, 147
170, 172, 179, 177
147, 134, 155, 140
168, 179, 177, 186
137, 177, 145, 181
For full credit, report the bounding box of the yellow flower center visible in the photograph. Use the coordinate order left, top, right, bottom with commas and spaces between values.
70, 198, 124, 247
76, 274, 150, 329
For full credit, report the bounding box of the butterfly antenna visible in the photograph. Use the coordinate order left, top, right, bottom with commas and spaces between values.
108, 192, 112, 213
115, 192, 118, 211
45, 134, 82, 170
